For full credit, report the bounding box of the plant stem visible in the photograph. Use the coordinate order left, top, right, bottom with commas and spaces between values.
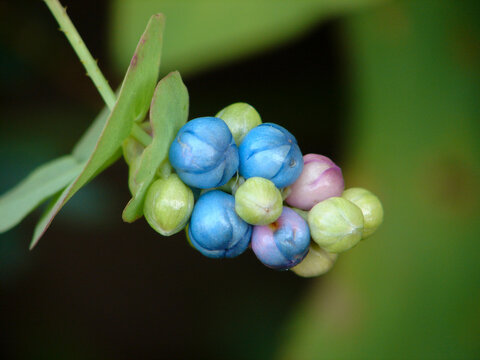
44, 0, 152, 146
131, 124, 153, 148
44, 0, 116, 110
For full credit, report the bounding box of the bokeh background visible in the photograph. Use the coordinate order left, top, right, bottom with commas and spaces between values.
1, 0, 479, 359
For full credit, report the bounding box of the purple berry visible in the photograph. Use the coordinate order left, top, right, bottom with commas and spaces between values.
251, 207, 310, 270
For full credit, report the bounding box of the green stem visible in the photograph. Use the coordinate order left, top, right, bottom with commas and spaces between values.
133, 124, 152, 147
44, 0, 152, 146
44, 0, 116, 110
131, 124, 153, 148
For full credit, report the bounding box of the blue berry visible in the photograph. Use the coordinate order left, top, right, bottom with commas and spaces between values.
188, 190, 252, 258
239, 123, 303, 188
251, 207, 310, 270
169, 117, 239, 189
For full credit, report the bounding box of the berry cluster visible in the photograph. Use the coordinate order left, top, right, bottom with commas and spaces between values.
142, 103, 383, 277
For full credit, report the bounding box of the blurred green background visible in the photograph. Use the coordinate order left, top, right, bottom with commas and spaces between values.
1, 0, 479, 359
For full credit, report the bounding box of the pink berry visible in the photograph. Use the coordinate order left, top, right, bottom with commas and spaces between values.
285, 154, 344, 210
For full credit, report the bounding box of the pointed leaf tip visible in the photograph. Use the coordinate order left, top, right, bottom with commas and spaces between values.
30, 14, 166, 246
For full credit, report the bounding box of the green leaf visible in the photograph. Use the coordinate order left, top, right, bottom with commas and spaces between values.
0, 156, 83, 233
72, 105, 110, 162
109, 0, 385, 77
30, 14, 165, 249
122, 71, 189, 222
0, 106, 110, 234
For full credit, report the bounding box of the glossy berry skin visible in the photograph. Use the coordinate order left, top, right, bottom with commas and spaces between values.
188, 190, 252, 258
286, 154, 344, 210
251, 207, 310, 270
239, 123, 303, 188
169, 117, 239, 189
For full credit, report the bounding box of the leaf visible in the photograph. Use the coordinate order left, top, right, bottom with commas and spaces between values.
0, 156, 83, 233
72, 105, 110, 162
0, 106, 111, 234
122, 71, 189, 222
110, 0, 386, 77
30, 14, 165, 249
0, 105, 115, 235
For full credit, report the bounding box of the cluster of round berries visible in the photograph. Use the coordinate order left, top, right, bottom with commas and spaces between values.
142, 103, 383, 277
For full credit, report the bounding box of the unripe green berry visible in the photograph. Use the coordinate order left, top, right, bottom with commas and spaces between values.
128, 158, 142, 195
234, 177, 282, 225
217, 175, 245, 195
281, 186, 292, 200
342, 187, 383, 239
156, 158, 173, 179
291, 207, 308, 221
123, 137, 144, 166
185, 223, 194, 248
122, 122, 151, 165
216, 102, 262, 145
292, 242, 338, 277
308, 197, 364, 253
200, 176, 246, 197
144, 174, 194, 236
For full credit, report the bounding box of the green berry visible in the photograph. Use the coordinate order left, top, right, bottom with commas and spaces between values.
122, 122, 151, 166
128, 158, 142, 195
308, 197, 364, 253
216, 102, 262, 145
290, 207, 309, 221
123, 136, 144, 166
144, 174, 194, 236
342, 187, 383, 239
234, 177, 282, 225
217, 175, 245, 195
185, 223, 194, 248
292, 242, 338, 277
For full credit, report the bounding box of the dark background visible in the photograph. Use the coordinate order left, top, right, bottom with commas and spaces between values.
1, 1, 479, 359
